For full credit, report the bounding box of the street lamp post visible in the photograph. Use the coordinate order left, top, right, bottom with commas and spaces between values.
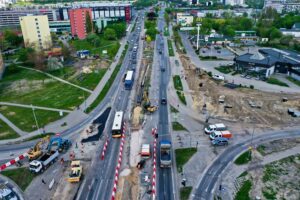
196, 23, 201, 51
31, 104, 40, 134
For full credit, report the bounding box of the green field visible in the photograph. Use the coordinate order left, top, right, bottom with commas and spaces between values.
0, 119, 19, 140
0, 106, 66, 132
175, 148, 197, 173
1, 168, 36, 191
70, 37, 120, 59
176, 91, 187, 105
234, 180, 252, 200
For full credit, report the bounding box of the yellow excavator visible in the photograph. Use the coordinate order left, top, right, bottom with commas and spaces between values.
27, 135, 50, 160
143, 91, 158, 113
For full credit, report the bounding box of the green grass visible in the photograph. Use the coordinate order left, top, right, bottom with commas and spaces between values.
262, 188, 277, 199
238, 171, 248, 178
168, 39, 175, 56
262, 164, 278, 183
164, 27, 170, 36
23, 133, 55, 142
0, 106, 65, 132
173, 75, 183, 91
266, 77, 289, 87
0, 119, 20, 140
1, 168, 36, 191
70, 37, 120, 59
257, 145, 266, 156
286, 76, 300, 87
234, 179, 252, 200
172, 122, 187, 131
176, 91, 187, 105
215, 66, 233, 74
180, 187, 192, 200
170, 105, 179, 113
175, 148, 197, 173
234, 151, 252, 165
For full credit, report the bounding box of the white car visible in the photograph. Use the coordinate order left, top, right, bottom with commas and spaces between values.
212, 74, 225, 81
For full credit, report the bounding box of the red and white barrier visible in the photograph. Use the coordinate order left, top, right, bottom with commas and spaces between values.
101, 138, 109, 160
152, 128, 158, 199
111, 122, 126, 200
0, 152, 28, 171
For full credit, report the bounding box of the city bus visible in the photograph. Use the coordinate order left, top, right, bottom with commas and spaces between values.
112, 111, 124, 138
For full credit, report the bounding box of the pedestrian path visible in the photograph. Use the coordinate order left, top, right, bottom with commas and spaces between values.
0, 113, 28, 136
0, 102, 72, 113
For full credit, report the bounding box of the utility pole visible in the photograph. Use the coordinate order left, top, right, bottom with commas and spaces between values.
196, 23, 201, 51
31, 104, 40, 134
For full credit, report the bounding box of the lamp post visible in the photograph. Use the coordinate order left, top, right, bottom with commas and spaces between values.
196, 23, 201, 51
31, 104, 40, 134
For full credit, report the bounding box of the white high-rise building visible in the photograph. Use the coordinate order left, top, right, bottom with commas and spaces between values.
223, 0, 245, 6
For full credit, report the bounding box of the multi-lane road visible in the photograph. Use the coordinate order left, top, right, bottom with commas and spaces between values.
193, 129, 300, 200
156, 6, 176, 200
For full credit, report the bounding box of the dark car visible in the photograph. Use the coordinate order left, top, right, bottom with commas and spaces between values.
161, 98, 167, 105
211, 137, 229, 146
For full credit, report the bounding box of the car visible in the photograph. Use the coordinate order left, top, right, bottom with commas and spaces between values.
211, 137, 229, 146
245, 75, 252, 79
161, 98, 167, 105
212, 74, 225, 81
240, 74, 246, 78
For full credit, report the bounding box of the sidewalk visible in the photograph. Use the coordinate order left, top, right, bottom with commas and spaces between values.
0, 27, 133, 144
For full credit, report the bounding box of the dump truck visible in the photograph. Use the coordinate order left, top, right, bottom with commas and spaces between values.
68, 161, 82, 183
160, 140, 171, 168
29, 150, 59, 173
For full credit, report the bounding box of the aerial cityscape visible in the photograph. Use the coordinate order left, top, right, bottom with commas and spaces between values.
0, 0, 300, 200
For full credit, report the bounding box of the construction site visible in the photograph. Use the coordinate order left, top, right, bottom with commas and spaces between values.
178, 54, 300, 129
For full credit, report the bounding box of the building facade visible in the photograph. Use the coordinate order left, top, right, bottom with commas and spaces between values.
177, 13, 194, 26
0, 2, 132, 28
20, 15, 52, 50
235, 48, 300, 77
69, 8, 93, 40
223, 0, 245, 6
264, 0, 300, 13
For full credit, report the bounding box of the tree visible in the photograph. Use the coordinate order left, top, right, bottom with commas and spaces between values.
61, 44, 71, 60
85, 11, 93, 34
3, 30, 22, 47
104, 28, 117, 40
28, 50, 46, 70
108, 22, 126, 39
269, 28, 282, 39
17, 48, 34, 62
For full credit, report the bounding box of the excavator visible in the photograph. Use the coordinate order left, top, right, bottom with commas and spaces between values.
27, 135, 50, 160
47, 136, 71, 152
143, 91, 158, 113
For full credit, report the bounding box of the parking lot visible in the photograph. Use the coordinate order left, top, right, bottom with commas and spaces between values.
199, 46, 235, 60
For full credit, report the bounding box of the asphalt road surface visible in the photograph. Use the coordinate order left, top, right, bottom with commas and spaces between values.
156, 6, 175, 200
76, 11, 144, 200
193, 129, 300, 200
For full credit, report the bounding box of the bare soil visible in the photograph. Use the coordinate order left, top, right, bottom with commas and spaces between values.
179, 54, 300, 128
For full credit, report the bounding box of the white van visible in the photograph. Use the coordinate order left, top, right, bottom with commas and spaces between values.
204, 123, 227, 134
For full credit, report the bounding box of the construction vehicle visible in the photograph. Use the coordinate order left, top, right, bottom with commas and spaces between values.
143, 91, 158, 113
27, 135, 50, 160
68, 161, 82, 183
29, 150, 59, 173
47, 136, 71, 152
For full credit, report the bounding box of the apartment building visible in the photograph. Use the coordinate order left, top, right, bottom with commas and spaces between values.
20, 15, 52, 50
69, 8, 93, 40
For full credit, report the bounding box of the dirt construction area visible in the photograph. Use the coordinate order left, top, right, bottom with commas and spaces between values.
179, 54, 300, 129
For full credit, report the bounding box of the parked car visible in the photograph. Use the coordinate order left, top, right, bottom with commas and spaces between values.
211, 137, 229, 146
212, 74, 225, 81
245, 75, 252, 79
240, 74, 246, 78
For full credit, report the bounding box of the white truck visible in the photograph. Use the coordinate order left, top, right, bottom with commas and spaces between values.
29, 150, 59, 173
205, 123, 227, 134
